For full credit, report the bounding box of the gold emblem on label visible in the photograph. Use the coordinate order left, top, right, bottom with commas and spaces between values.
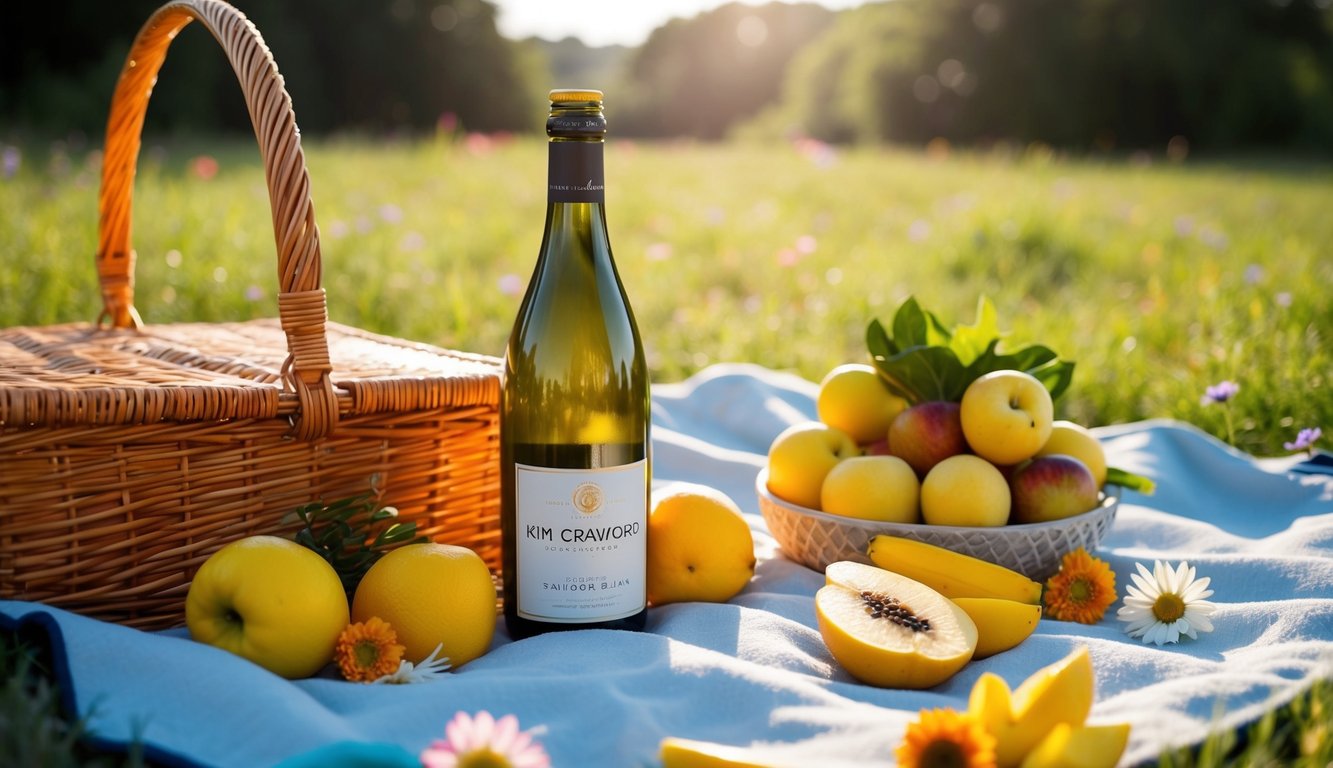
572, 482, 604, 514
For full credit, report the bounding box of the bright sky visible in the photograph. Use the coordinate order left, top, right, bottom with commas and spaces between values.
490, 0, 870, 47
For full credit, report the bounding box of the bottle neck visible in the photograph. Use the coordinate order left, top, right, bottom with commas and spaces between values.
547, 139, 605, 206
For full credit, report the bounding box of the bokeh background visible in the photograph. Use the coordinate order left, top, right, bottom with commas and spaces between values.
6, 0, 1333, 151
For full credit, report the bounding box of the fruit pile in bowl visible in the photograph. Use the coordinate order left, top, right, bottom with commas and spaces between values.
758, 297, 1146, 581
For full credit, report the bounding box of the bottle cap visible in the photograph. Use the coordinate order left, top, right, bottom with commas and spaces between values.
549, 89, 603, 104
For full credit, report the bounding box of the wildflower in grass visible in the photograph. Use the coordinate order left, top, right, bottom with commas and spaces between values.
377, 642, 451, 684
1044, 547, 1117, 624
190, 155, 218, 180
1284, 427, 1322, 455
1201, 380, 1239, 405
645, 242, 673, 261
335, 617, 405, 683
1117, 560, 1217, 646
2, 145, 19, 179
896, 708, 997, 768
497, 274, 524, 296
1201, 380, 1240, 445
421, 711, 551, 768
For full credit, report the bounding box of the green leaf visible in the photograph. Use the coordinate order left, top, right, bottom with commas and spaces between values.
950, 296, 1002, 366
288, 490, 424, 596
868, 296, 1077, 405
866, 318, 898, 360
876, 344, 968, 403
1106, 467, 1156, 495
1026, 358, 1076, 401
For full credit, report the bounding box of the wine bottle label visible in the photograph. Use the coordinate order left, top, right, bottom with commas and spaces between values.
548, 142, 605, 204
514, 458, 647, 622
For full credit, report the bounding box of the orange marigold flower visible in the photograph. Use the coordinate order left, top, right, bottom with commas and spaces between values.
1044, 547, 1118, 624
335, 616, 405, 683
896, 708, 997, 768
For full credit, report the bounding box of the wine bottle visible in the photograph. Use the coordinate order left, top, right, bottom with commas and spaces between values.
500, 89, 650, 638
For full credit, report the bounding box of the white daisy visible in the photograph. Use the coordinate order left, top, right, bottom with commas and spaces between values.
374, 643, 452, 684
1117, 560, 1218, 645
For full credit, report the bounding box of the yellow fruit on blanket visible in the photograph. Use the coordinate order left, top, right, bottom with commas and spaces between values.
951, 597, 1042, 658
352, 543, 496, 668
816, 561, 977, 689
866, 534, 1043, 604
969, 646, 1096, 768
186, 535, 349, 679
648, 483, 756, 605
1021, 722, 1131, 768
660, 737, 771, 768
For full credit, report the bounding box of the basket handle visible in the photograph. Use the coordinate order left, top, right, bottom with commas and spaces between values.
95, 0, 338, 440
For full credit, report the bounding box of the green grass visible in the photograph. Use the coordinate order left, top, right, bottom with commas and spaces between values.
1, 137, 1330, 763
3, 137, 1328, 455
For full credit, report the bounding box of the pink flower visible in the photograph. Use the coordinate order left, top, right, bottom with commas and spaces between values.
190, 155, 218, 180
420, 711, 550, 768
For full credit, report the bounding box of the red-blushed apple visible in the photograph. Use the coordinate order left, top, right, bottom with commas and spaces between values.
1036, 420, 1108, 488
864, 438, 892, 456
766, 421, 860, 509
888, 400, 968, 478
1009, 454, 1100, 524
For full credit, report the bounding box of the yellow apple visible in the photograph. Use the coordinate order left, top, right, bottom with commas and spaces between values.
960, 370, 1054, 466
766, 422, 859, 509
816, 363, 908, 445
820, 455, 921, 523
1036, 420, 1108, 488
186, 535, 350, 679
921, 454, 1011, 526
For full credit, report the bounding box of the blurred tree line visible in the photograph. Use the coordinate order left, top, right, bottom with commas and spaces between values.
764, 0, 1333, 151
3, 0, 1331, 152
1, 0, 540, 138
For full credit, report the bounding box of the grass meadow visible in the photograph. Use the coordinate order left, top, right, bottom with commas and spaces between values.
2, 136, 1329, 456
1, 137, 1331, 765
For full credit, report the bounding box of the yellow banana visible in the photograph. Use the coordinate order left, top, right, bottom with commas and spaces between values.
969, 646, 1095, 768
866, 535, 1043, 604
660, 737, 772, 768
1020, 722, 1131, 768
952, 597, 1042, 658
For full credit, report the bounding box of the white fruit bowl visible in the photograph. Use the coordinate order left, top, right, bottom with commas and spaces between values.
755, 467, 1119, 581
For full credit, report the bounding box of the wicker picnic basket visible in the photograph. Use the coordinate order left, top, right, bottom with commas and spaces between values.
0, 0, 503, 629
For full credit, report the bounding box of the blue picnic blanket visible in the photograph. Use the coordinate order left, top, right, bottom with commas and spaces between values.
3, 363, 1331, 767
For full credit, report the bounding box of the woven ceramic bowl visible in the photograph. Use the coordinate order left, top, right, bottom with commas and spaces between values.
756, 467, 1119, 581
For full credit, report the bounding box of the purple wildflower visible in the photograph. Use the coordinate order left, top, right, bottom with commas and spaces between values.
1284, 427, 1322, 453
1201, 381, 1239, 406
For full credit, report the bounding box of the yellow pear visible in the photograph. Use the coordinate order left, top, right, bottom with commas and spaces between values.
951, 597, 1042, 658
1020, 722, 1131, 768
969, 646, 1095, 768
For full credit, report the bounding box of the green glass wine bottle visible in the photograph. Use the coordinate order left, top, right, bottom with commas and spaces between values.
500, 90, 650, 638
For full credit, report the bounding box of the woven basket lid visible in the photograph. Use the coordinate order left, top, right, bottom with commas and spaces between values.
0, 319, 499, 430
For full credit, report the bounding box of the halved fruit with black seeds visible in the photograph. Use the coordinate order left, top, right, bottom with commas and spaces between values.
816, 560, 978, 689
